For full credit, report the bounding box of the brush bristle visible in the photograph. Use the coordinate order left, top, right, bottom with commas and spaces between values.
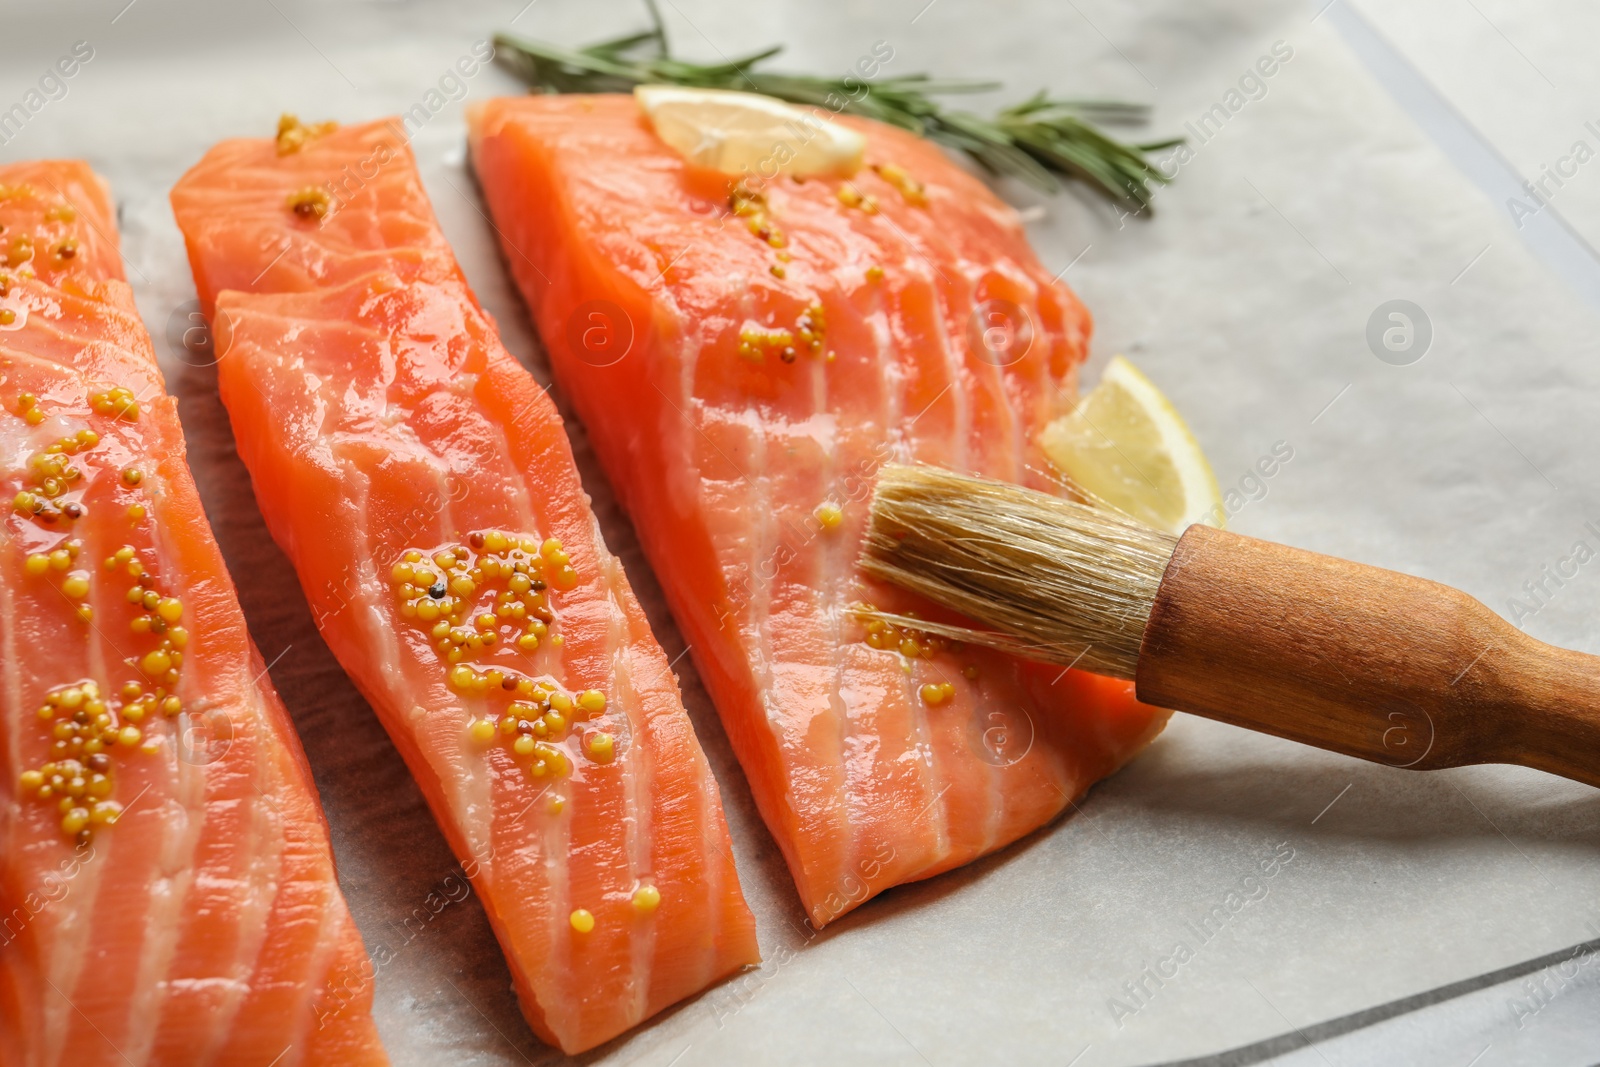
859, 465, 1178, 679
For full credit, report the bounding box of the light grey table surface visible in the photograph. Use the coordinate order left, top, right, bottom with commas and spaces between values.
3, 1, 1598, 1064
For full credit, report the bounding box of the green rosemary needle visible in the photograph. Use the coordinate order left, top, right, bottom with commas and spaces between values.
492, 6, 1180, 209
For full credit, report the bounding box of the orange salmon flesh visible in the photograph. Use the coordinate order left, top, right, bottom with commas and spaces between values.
0, 162, 386, 1066
170, 119, 759, 1054
467, 95, 1172, 926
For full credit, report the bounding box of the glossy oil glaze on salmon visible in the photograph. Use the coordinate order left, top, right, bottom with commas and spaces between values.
170, 118, 759, 1054
468, 95, 1172, 926
0, 162, 387, 1065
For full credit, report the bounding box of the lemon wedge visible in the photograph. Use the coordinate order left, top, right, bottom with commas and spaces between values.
1039, 355, 1222, 534
635, 85, 865, 179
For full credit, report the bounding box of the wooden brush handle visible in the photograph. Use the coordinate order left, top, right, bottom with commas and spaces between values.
1136, 524, 1600, 787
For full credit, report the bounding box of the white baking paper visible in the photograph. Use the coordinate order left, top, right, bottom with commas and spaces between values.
2, 0, 1597, 1064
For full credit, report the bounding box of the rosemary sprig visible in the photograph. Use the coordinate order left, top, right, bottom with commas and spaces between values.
492, 6, 1180, 209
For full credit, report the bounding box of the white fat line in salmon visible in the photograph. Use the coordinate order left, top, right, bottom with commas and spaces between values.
1105, 841, 1296, 1031
0, 40, 95, 147
0, 839, 96, 947
714, 435, 905, 632
310, 473, 471, 629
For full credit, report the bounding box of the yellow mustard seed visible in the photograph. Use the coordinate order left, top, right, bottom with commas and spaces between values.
24, 553, 48, 576
469, 719, 496, 744
62, 572, 89, 599
287, 186, 332, 221
127, 503, 146, 520
631, 884, 661, 913
815, 502, 843, 530
117, 725, 141, 747
140, 650, 172, 676
586, 732, 616, 764
156, 597, 182, 623
569, 908, 595, 934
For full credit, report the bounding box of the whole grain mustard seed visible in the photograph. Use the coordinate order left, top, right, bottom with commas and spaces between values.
631, 884, 661, 914
275, 113, 338, 156
287, 186, 332, 221
21, 545, 191, 842
390, 530, 615, 787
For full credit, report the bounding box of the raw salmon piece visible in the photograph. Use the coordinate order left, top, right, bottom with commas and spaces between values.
170, 119, 759, 1054
0, 162, 386, 1066
467, 95, 1172, 926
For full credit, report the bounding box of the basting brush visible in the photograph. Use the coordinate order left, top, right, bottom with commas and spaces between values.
860, 464, 1600, 788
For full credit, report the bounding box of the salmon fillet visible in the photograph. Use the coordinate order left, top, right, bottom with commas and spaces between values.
0, 162, 386, 1065
467, 95, 1172, 926
170, 118, 759, 1054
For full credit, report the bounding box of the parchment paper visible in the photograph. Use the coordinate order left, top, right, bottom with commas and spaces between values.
2, 1, 1597, 1064
1344, 0, 1600, 258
